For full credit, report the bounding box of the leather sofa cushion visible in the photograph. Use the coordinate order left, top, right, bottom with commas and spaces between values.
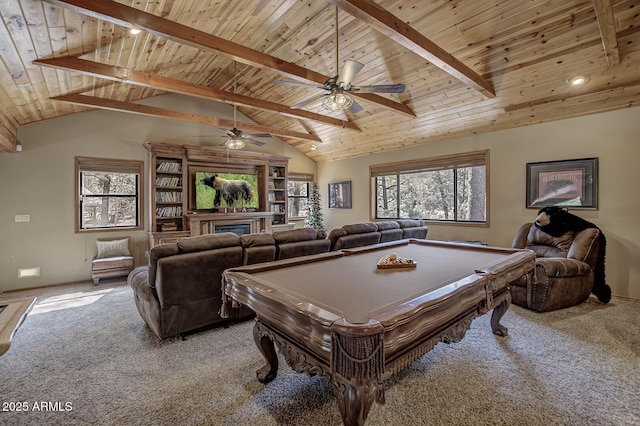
240, 233, 276, 265
396, 219, 423, 229
332, 232, 381, 251
277, 239, 331, 260
148, 243, 180, 286
156, 246, 243, 306
177, 232, 240, 253
240, 233, 275, 247
273, 228, 318, 243
567, 228, 599, 262
526, 226, 574, 251
395, 219, 428, 239
376, 221, 403, 243
343, 222, 378, 234
526, 244, 568, 259
375, 221, 400, 231
535, 257, 592, 278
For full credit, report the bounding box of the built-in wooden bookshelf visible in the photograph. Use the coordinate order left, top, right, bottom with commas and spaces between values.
145, 142, 290, 246
267, 164, 288, 225
147, 143, 188, 237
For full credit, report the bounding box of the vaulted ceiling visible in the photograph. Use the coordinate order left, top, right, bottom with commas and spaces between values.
1, 0, 638, 162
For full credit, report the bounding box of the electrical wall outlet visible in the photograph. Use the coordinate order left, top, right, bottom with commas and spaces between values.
15, 214, 30, 223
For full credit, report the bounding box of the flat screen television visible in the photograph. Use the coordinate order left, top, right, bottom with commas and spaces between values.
194, 171, 259, 210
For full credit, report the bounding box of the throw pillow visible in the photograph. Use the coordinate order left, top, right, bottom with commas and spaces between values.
96, 238, 131, 259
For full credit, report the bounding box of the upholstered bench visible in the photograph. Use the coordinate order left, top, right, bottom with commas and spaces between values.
91, 255, 134, 284
91, 237, 134, 285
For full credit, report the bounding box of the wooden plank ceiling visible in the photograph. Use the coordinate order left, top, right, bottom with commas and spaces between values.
0, 0, 638, 162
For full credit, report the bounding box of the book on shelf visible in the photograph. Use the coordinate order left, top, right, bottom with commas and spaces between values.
156, 191, 183, 202
161, 223, 179, 231
155, 206, 183, 217
155, 176, 182, 187
156, 162, 181, 173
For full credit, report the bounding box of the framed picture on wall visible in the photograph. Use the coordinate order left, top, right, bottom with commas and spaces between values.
526, 158, 598, 209
328, 181, 352, 209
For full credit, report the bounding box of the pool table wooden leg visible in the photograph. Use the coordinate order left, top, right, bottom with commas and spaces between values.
253, 321, 279, 383
490, 290, 512, 337
333, 376, 379, 426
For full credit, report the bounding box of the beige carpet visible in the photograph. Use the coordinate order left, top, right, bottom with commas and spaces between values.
1, 280, 639, 426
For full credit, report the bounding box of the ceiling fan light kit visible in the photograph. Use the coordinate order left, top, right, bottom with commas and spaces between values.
220, 62, 270, 150
323, 90, 354, 111
224, 138, 246, 150
275, 7, 405, 114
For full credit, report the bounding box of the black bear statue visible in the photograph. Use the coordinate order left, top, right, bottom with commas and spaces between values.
534, 206, 612, 303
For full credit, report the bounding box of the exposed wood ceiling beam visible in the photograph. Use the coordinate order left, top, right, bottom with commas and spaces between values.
592, 0, 620, 67
34, 57, 361, 132
51, 94, 322, 143
328, 0, 496, 99
45, 0, 414, 117
0, 121, 16, 153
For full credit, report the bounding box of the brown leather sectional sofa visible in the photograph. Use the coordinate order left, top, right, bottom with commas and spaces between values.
327, 220, 428, 251
129, 228, 331, 339
129, 221, 428, 339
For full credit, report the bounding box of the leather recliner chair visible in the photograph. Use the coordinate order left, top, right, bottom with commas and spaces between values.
510, 222, 603, 312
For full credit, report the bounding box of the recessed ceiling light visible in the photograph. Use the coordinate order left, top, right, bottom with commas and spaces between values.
310, 144, 317, 151
129, 28, 141, 35
566, 74, 590, 87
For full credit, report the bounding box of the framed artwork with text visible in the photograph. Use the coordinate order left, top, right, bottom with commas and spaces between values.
526, 158, 598, 209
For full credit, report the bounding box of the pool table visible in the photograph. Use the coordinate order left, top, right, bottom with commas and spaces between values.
222, 239, 535, 425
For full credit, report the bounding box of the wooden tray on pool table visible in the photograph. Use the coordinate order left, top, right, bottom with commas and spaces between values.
377, 256, 417, 269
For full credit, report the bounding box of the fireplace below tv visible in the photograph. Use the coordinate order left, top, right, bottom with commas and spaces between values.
186, 212, 275, 236
214, 224, 251, 236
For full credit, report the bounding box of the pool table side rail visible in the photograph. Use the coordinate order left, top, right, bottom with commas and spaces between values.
0, 297, 37, 356
341, 238, 524, 256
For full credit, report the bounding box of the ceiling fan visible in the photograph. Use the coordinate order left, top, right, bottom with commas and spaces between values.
274, 7, 406, 114
222, 62, 271, 149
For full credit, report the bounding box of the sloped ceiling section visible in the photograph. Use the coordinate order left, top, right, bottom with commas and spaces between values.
0, 0, 638, 161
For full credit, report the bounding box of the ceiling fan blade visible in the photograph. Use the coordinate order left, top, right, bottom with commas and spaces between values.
247, 138, 266, 147
274, 80, 325, 89
337, 60, 365, 88
352, 83, 406, 94
248, 133, 272, 138
348, 99, 363, 114
291, 92, 329, 109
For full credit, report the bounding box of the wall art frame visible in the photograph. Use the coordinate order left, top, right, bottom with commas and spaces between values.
526, 157, 598, 209
328, 181, 352, 209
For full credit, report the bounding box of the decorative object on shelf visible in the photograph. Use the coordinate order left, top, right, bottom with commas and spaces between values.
526, 158, 598, 209
305, 182, 324, 230
328, 180, 351, 209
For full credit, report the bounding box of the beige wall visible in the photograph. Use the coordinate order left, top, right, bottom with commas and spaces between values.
318, 106, 640, 299
0, 94, 315, 292
2, 95, 638, 299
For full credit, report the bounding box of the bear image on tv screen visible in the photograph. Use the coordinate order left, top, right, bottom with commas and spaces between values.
200, 174, 255, 208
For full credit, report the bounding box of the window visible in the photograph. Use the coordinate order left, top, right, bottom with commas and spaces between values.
371, 150, 488, 224
287, 173, 312, 219
76, 157, 144, 232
